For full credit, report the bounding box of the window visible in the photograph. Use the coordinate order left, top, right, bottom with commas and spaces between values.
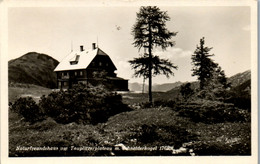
80, 71, 83, 76
99, 62, 102, 66
70, 55, 79, 65
75, 71, 77, 76
70, 61, 78, 65
64, 72, 67, 76
106, 63, 108, 66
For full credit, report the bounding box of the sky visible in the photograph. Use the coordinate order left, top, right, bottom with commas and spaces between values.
8, 5, 251, 84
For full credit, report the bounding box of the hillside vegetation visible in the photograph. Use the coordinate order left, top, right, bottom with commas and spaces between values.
8, 52, 59, 88
8, 52, 251, 156
9, 70, 251, 156
9, 106, 250, 156
155, 70, 251, 110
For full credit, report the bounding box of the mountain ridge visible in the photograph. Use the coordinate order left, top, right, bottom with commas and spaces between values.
129, 81, 183, 92
9, 52, 251, 92
160, 70, 251, 101
8, 52, 59, 88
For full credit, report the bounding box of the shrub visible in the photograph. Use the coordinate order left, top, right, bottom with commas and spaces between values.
180, 83, 194, 100
225, 88, 251, 111
184, 138, 251, 155
9, 97, 44, 123
140, 100, 176, 109
141, 102, 153, 108
137, 124, 158, 143
29, 117, 58, 131
153, 99, 176, 108
39, 84, 132, 125
134, 124, 197, 148
177, 99, 250, 124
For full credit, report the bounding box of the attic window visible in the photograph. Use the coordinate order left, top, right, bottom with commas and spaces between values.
70, 55, 80, 65
70, 61, 78, 65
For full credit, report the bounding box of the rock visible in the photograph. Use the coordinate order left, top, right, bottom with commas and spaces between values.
114, 143, 128, 151
172, 147, 188, 155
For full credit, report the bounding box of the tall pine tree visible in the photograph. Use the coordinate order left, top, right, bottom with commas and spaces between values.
131, 6, 177, 102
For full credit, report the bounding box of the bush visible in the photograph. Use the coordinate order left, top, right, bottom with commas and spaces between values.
225, 79, 251, 110
184, 138, 251, 155
29, 117, 58, 131
137, 124, 158, 143
225, 96, 251, 111
153, 99, 176, 108
177, 99, 250, 124
134, 124, 197, 148
225, 89, 251, 111
39, 84, 132, 124
9, 97, 44, 123
140, 100, 176, 109
180, 83, 194, 100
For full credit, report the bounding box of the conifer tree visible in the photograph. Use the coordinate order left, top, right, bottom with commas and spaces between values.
192, 37, 230, 100
129, 53, 177, 79
131, 6, 177, 102
191, 37, 217, 90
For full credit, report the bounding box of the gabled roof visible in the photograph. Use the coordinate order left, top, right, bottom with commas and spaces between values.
54, 48, 116, 72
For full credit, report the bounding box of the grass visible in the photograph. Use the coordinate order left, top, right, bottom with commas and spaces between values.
9, 83, 52, 103
8, 85, 251, 156
100, 107, 250, 155
122, 92, 168, 105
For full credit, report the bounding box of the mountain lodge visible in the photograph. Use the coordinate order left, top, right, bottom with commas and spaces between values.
54, 43, 128, 91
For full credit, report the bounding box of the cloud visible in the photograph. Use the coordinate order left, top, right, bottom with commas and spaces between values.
116, 60, 133, 79
118, 60, 131, 69
154, 47, 192, 61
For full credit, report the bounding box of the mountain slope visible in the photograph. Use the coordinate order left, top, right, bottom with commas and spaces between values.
129, 81, 183, 92
228, 70, 251, 88
8, 52, 59, 88
226, 70, 251, 109
153, 82, 183, 92
164, 70, 251, 100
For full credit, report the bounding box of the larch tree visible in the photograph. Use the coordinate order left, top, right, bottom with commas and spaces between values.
130, 6, 177, 103
129, 53, 177, 93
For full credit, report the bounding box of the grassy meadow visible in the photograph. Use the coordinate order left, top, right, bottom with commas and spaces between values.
8, 84, 251, 156
9, 83, 53, 103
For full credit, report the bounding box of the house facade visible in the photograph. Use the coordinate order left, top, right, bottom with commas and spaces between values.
54, 43, 128, 91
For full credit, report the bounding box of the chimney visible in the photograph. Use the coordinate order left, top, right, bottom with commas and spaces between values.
92, 43, 96, 50
80, 45, 84, 51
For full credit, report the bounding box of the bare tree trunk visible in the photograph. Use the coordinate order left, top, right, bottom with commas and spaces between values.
148, 23, 152, 103
148, 50, 152, 103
